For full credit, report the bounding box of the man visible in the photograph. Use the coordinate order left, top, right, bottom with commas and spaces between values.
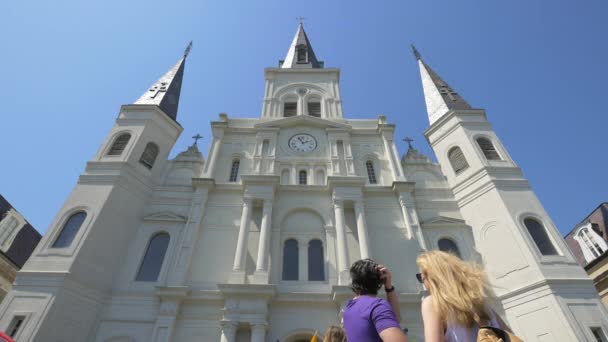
343, 259, 408, 342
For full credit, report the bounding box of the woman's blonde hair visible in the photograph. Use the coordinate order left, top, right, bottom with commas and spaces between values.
323, 325, 346, 342
416, 250, 491, 327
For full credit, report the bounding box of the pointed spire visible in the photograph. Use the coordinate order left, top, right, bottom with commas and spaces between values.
412, 45, 472, 125
135, 42, 192, 121
280, 23, 323, 69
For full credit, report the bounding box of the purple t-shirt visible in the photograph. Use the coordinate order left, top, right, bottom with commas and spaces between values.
343, 295, 401, 342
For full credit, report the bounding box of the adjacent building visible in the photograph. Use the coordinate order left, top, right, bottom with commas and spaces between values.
565, 203, 608, 305
0, 195, 42, 302
0, 25, 607, 341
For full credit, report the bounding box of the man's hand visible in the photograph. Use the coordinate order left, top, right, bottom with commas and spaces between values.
378, 264, 393, 289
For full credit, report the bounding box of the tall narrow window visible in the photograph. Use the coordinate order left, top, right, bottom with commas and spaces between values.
448, 147, 469, 174
524, 218, 558, 256
136, 232, 170, 282
284, 102, 297, 117
438, 238, 461, 258
7, 315, 25, 338
107, 133, 131, 156
139, 143, 159, 169
282, 239, 299, 280
299, 170, 307, 185
579, 228, 605, 259
366, 161, 377, 184
229, 159, 240, 182
52, 211, 86, 248
591, 327, 608, 342
297, 46, 307, 63
308, 239, 325, 281
477, 137, 501, 160
308, 102, 321, 117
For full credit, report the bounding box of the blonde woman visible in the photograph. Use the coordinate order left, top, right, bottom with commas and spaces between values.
416, 251, 512, 342
323, 325, 346, 342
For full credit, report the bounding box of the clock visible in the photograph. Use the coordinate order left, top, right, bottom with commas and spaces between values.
288, 133, 317, 153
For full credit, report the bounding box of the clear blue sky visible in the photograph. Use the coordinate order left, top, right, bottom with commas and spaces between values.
1, 1, 607, 236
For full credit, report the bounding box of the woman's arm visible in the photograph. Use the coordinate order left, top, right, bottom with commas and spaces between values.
421, 296, 445, 342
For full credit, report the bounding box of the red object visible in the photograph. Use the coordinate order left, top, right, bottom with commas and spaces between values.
0, 331, 14, 342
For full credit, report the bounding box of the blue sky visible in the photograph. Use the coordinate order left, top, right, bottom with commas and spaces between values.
1, 0, 607, 236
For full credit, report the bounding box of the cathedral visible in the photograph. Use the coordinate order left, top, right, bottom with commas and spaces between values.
1, 24, 607, 342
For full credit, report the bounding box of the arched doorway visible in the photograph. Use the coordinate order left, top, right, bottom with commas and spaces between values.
284, 332, 315, 342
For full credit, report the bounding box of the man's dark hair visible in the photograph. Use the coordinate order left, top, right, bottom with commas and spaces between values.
349, 258, 382, 295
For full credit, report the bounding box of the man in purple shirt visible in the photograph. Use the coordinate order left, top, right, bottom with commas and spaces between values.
343, 259, 408, 342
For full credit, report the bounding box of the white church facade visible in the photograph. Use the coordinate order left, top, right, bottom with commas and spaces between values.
1, 25, 607, 341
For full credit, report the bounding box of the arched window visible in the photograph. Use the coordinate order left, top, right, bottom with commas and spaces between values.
299, 170, 307, 185
308, 101, 321, 117
477, 137, 501, 160
282, 239, 299, 280
136, 232, 170, 281
308, 239, 325, 281
438, 238, 461, 258
139, 143, 159, 169
578, 227, 606, 261
366, 161, 377, 184
107, 133, 131, 156
524, 218, 558, 255
284, 102, 297, 117
229, 159, 240, 182
52, 211, 86, 248
448, 147, 469, 174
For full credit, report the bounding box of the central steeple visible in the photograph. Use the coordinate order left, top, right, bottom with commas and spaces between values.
279, 23, 323, 69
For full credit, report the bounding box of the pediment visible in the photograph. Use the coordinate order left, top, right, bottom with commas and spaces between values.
255, 116, 351, 129
421, 216, 466, 227
143, 211, 187, 223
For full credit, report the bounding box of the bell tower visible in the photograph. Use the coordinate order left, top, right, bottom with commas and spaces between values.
0, 44, 191, 341
415, 45, 608, 340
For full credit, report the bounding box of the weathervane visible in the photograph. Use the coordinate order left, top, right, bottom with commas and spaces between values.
296, 16, 306, 25
192, 133, 203, 145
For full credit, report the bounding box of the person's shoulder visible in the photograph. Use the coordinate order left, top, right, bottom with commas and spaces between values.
421, 295, 435, 311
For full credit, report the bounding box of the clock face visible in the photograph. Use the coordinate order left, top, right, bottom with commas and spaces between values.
288, 134, 317, 153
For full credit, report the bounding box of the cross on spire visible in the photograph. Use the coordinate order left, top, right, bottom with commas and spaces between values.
184, 41, 193, 58
403, 137, 414, 150
192, 133, 203, 145
296, 16, 306, 24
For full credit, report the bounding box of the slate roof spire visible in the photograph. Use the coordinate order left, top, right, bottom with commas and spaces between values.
280, 23, 323, 69
135, 42, 192, 121
412, 45, 472, 125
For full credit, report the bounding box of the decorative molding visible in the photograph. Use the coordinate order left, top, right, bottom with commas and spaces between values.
420, 216, 466, 228
143, 212, 187, 223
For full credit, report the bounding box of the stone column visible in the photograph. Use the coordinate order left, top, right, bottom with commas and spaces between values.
298, 238, 307, 281
250, 323, 267, 342
231, 198, 253, 283
354, 199, 371, 260
308, 165, 314, 184
202, 134, 223, 178
333, 199, 350, 284
291, 163, 297, 184
381, 132, 402, 181
398, 193, 427, 249
220, 321, 238, 342
254, 199, 273, 283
